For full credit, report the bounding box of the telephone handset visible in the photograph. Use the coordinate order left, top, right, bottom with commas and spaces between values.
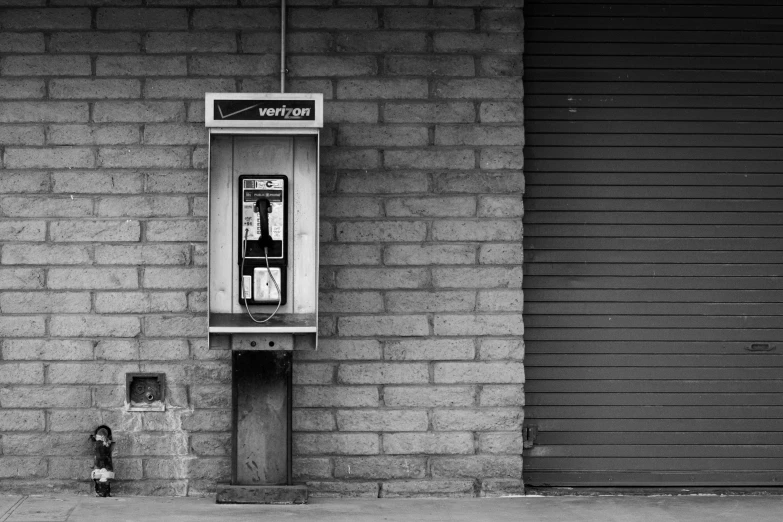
238, 175, 288, 309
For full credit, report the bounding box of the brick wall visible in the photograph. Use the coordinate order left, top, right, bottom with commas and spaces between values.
0, 1, 523, 497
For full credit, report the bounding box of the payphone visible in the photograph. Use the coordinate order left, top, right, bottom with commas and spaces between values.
206, 93, 321, 505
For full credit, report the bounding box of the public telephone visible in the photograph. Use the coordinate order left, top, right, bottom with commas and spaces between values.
238, 175, 288, 309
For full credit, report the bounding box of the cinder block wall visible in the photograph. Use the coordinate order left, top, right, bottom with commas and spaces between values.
0, 1, 523, 497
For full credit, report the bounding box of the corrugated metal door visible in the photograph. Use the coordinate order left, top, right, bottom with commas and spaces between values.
523, 1, 783, 486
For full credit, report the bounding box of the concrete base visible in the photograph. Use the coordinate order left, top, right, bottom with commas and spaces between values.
215, 484, 308, 504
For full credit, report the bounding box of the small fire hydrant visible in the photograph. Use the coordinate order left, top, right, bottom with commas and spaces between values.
90, 425, 115, 497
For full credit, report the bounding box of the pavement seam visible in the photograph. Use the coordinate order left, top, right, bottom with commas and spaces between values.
0, 496, 27, 522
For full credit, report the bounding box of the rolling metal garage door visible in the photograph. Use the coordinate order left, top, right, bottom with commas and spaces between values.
523, 1, 783, 486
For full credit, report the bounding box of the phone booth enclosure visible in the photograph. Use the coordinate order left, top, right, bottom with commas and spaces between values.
206, 94, 320, 503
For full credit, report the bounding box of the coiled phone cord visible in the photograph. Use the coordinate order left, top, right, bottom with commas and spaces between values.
241, 229, 282, 323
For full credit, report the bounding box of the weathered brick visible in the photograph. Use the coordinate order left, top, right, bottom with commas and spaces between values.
0, 32, 43, 53
0, 102, 84, 123
146, 171, 206, 193
0, 220, 45, 241
338, 362, 428, 384
435, 78, 523, 99
0, 268, 44, 289
49, 32, 141, 53
432, 220, 521, 241
290, 55, 377, 77
188, 100, 206, 122
480, 55, 524, 77
386, 291, 476, 313
478, 432, 524, 454
144, 316, 207, 337
4, 148, 94, 169
0, 8, 90, 30
432, 408, 523, 431
50, 315, 141, 337
293, 363, 335, 385
380, 479, 475, 498
434, 267, 522, 289
49, 409, 140, 433
336, 268, 428, 289
290, 8, 378, 29
435, 32, 523, 53
480, 339, 524, 361
190, 55, 277, 76
337, 31, 427, 52
96, 196, 189, 218
1, 433, 90, 456
383, 432, 474, 454
2, 339, 92, 360
480, 385, 524, 406
0, 291, 90, 313
144, 124, 207, 145
146, 220, 206, 241
190, 433, 231, 457
384, 386, 475, 408
435, 362, 524, 384
0, 172, 48, 193
48, 268, 138, 289
0, 126, 44, 145
93, 339, 137, 360
0, 316, 45, 337
323, 102, 378, 123
321, 244, 381, 264
338, 125, 428, 147
321, 148, 380, 170
480, 101, 524, 123
386, 55, 475, 77
50, 79, 140, 100
386, 8, 474, 29
384, 245, 476, 265
334, 456, 426, 479
385, 149, 474, 170
95, 292, 187, 313
191, 8, 278, 29
477, 289, 522, 312
95, 244, 189, 265
478, 195, 523, 217
308, 481, 379, 498
292, 409, 336, 431
94, 101, 185, 123
336, 79, 427, 99
97, 56, 187, 76
479, 243, 522, 264
188, 291, 207, 312
0, 79, 46, 99
480, 147, 523, 170
0, 386, 91, 408
384, 339, 475, 361
0, 457, 46, 478
293, 386, 379, 408
145, 79, 236, 99
319, 291, 384, 314
338, 172, 428, 193
481, 8, 524, 31
0, 410, 44, 431
292, 457, 332, 480
98, 147, 190, 168
2, 198, 81, 221
1, 55, 90, 76
336, 410, 428, 431
436, 125, 524, 146
385, 196, 476, 217
50, 220, 140, 242
53, 171, 144, 194
146, 31, 236, 53
335, 221, 427, 242
434, 314, 523, 336
294, 339, 381, 361
431, 455, 522, 478
294, 433, 379, 455
97, 7, 187, 29
47, 124, 140, 145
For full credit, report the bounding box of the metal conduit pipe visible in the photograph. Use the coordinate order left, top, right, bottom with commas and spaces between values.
280, 0, 286, 93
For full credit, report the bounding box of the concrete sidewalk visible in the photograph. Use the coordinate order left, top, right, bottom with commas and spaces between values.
1, 494, 782, 522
